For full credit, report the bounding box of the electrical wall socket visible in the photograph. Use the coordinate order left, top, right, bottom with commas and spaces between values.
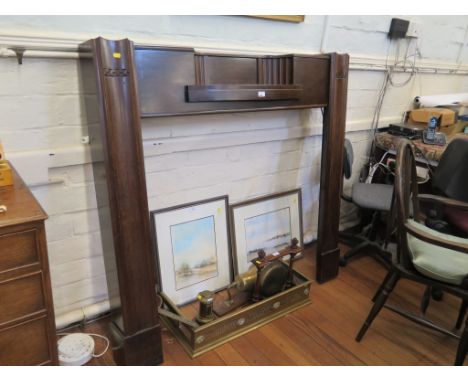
407, 20, 421, 38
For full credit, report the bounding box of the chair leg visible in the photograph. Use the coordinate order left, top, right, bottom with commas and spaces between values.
356, 271, 400, 342
455, 315, 468, 365
431, 287, 444, 301
339, 240, 370, 267
372, 271, 392, 302
383, 198, 395, 250
456, 300, 468, 330
340, 210, 393, 268
368, 211, 381, 241
421, 286, 432, 315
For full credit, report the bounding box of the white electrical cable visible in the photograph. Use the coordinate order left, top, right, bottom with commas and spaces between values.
365, 151, 394, 184
89, 333, 110, 358
367, 33, 421, 166
388, 39, 418, 88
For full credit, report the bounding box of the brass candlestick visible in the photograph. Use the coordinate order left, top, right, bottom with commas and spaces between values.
285, 238, 299, 289
252, 250, 266, 302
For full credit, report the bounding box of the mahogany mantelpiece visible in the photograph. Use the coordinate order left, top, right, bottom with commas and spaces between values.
79, 37, 349, 365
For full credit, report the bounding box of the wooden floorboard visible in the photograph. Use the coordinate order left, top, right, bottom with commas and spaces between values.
65, 244, 467, 366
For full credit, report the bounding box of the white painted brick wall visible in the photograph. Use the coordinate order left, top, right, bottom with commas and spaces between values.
0, 16, 468, 325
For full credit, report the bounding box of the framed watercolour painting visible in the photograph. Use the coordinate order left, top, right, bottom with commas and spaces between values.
230, 189, 303, 274
151, 196, 233, 306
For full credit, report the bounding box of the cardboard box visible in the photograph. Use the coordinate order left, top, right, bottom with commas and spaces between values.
410, 108, 456, 127
439, 120, 467, 137
0, 161, 13, 187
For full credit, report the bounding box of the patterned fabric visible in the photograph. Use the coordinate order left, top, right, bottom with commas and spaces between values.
375, 132, 464, 163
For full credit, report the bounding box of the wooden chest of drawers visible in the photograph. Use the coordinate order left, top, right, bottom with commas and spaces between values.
0, 164, 58, 365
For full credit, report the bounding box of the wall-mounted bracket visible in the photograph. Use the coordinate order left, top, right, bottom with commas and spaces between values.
12, 47, 26, 64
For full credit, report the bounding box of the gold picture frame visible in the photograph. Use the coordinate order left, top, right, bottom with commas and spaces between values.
247, 15, 305, 23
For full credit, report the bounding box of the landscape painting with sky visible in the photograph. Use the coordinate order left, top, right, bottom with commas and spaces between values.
170, 215, 218, 290
244, 207, 292, 262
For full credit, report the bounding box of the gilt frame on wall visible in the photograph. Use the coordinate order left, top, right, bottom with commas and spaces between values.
247, 16, 305, 23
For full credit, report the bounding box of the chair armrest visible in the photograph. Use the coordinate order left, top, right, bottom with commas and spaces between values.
405, 221, 468, 254
418, 194, 468, 211
341, 193, 353, 203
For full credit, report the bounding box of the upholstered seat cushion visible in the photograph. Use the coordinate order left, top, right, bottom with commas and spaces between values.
352, 183, 393, 212
406, 219, 468, 285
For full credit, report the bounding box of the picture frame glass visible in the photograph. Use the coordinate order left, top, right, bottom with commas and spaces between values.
231, 190, 303, 274
152, 197, 232, 306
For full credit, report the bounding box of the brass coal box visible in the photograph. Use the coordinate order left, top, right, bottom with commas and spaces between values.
158, 263, 311, 358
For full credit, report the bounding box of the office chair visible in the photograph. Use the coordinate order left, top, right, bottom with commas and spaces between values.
339, 139, 394, 266
356, 140, 468, 365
